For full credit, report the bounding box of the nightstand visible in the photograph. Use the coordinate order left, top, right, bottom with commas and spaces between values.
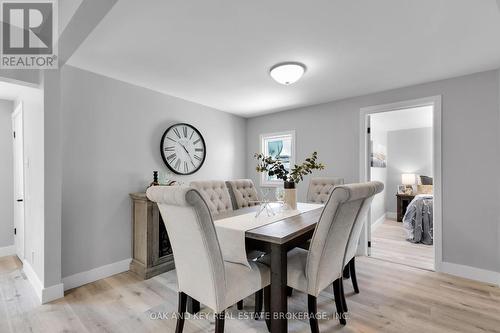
396, 194, 415, 222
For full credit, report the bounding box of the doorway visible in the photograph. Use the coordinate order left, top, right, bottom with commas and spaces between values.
359, 96, 442, 271
12, 103, 25, 260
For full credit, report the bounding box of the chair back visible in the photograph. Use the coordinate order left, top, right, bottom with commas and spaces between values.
190, 180, 233, 215
305, 181, 383, 296
345, 182, 384, 262
307, 177, 345, 204
146, 186, 226, 312
225, 179, 260, 210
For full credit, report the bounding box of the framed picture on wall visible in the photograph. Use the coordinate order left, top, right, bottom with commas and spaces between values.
370, 141, 387, 168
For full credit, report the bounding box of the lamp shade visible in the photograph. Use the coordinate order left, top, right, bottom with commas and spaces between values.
401, 174, 416, 185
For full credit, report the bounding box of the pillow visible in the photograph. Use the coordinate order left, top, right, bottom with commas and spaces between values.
420, 175, 433, 185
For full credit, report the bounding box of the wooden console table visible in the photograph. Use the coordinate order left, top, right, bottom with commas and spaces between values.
396, 194, 415, 222
129, 193, 175, 279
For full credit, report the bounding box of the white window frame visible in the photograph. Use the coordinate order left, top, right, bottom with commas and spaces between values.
259, 130, 296, 187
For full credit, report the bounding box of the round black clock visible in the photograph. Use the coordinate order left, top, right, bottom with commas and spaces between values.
160, 123, 206, 175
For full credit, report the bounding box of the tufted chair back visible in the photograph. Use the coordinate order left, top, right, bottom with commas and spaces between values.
146, 186, 226, 312
225, 179, 260, 210
305, 181, 383, 297
190, 180, 233, 215
307, 177, 345, 204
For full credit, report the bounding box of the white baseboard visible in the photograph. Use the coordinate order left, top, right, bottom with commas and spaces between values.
22, 260, 64, 304
0, 245, 15, 257
42, 283, 64, 304
440, 261, 500, 286
386, 212, 397, 220
62, 258, 132, 291
371, 214, 386, 232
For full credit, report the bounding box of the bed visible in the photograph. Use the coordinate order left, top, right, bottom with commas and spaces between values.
403, 194, 433, 245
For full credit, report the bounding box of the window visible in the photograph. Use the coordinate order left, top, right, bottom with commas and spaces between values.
259, 131, 295, 187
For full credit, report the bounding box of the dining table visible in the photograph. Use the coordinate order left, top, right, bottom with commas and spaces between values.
187, 203, 325, 333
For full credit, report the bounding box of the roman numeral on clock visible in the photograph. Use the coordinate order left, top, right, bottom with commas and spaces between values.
184, 162, 188, 173
167, 153, 176, 162
195, 148, 204, 152
194, 155, 202, 161
183, 126, 188, 137
174, 159, 181, 170
164, 146, 175, 151
173, 128, 181, 138
193, 138, 201, 145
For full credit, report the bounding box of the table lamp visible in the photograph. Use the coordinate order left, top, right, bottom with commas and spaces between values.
401, 173, 416, 194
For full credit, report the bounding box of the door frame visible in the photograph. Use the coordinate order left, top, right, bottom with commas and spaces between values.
12, 102, 25, 260
358, 96, 442, 272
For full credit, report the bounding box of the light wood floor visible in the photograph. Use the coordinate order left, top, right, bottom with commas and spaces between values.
2, 253, 500, 333
371, 219, 434, 271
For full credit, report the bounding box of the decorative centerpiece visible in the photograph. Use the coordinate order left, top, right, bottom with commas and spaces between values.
254, 151, 325, 209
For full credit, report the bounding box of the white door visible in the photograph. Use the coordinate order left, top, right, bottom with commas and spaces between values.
12, 103, 25, 260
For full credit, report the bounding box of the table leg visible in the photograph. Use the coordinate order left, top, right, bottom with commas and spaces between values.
270, 243, 287, 333
187, 297, 200, 314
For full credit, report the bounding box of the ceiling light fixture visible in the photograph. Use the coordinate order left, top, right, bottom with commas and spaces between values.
269, 62, 306, 85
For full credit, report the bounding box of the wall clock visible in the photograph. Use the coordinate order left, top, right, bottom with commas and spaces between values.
160, 123, 206, 175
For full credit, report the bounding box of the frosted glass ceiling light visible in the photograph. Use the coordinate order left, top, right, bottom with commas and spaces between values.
270, 62, 306, 85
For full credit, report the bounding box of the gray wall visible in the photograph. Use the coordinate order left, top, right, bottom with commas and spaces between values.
247, 69, 500, 272
61, 66, 247, 278
386, 127, 433, 213
0, 100, 13, 248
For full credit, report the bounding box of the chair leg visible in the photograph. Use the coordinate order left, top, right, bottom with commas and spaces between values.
187, 297, 200, 314
175, 292, 188, 333
340, 278, 348, 312
287, 286, 294, 297
333, 279, 347, 326
254, 289, 263, 320
350, 258, 360, 294
264, 286, 271, 332
215, 311, 225, 333
308, 295, 320, 333
343, 264, 350, 279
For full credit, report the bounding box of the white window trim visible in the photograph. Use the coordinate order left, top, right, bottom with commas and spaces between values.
259, 130, 296, 187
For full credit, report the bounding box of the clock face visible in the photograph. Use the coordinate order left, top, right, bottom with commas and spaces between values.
160, 123, 206, 175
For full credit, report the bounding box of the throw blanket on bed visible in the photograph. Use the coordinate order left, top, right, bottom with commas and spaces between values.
403, 195, 433, 245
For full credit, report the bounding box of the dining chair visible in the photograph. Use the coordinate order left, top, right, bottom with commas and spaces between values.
190, 180, 233, 215
306, 177, 358, 300
146, 186, 270, 333
225, 179, 260, 210
225, 179, 269, 312
285, 181, 383, 331
337, 181, 383, 315
306, 177, 345, 204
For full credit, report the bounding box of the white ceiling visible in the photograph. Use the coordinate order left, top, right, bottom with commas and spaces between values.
67, 0, 500, 117
370, 106, 433, 132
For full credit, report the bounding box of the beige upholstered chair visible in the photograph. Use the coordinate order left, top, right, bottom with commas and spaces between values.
191, 180, 263, 311
190, 180, 233, 215
306, 177, 345, 204
146, 186, 270, 333
225, 179, 260, 210
286, 181, 383, 330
